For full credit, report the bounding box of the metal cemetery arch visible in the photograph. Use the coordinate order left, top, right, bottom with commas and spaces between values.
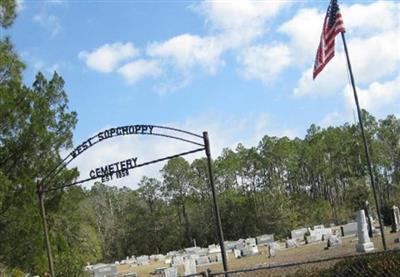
37, 125, 228, 276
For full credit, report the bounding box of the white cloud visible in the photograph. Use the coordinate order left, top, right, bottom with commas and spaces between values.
79, 43, 139, 73
118, 59, 162, 84
293, 60, 347, 97
344, 74, 400, 114
143, 0, 290, 86
33, 13, 61, 37
238, 43, 291, 84
343, 1, 399, 35
197, 0, 290, 47
147, 34, 224, 74
278, 8, 323, 66
348, 31, 400, 83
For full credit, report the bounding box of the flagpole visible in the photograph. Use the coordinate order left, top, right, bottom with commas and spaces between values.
340, 32, 387, 251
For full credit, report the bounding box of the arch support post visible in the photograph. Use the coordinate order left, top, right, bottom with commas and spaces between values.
203, 131, 228, 274
37, 181, 55, 277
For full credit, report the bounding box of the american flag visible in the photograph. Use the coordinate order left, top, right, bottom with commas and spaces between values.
313, 0, 345, 79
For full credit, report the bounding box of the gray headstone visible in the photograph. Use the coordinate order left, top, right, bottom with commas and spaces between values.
256, 234, 274, 245
224, 241, 237, 250
267, 241, 279, 250
290, 228, 307, 241
327, 235, 342, 248
356, 209, 374, 253
285, 239, 298, 248
306, 235, 320, 244
341, 222, 357, 237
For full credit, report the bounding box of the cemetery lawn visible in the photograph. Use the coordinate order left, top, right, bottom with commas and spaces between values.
119, 229, 399, 276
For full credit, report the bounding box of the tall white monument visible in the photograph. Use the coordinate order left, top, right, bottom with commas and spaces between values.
356, 209, 374, 253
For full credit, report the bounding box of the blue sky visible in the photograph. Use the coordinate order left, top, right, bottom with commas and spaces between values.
3, 0, 400, 187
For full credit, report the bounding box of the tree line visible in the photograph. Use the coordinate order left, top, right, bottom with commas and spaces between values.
1, 1, 400, 275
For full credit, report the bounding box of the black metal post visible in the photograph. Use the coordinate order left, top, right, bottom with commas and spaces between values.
37, 181, 55, 276
203, 131, 229, 273
341, 32, 387, 250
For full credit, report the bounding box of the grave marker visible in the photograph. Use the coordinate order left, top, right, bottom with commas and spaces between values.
356, 209, 375, 253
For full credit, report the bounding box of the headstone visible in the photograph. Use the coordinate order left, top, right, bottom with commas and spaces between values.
245, 237, 257, 247
290, 228, 307, 241
164, 267, 178, 277
305, 235, 320, 244
241, 245, 259, 256
184, 258, 196, 275
185, 247, 201, 254
195, 256, 209, 266
314, 224, 324, 229
235, 239, 246, 250
136, 255, 149, 266
164, 258, 172, 265
171, 255, 184, 266
233, 249, 242, 258
267, 241, 280, 250
150, 255, 157, 261
285, 239, 298, 248
208, 244, 221, 254
391, 205, 400, 233
196, 248, 209, 256
90, 264, 117, 277
341, 222, 357, 237
267, 244, 276, 258
208, 254, 218, 263
224, 241, 237, 250
167, 251, 178, 257
356, 209, 375, 253
256, 234, 274, 245
327, 235, 342, 248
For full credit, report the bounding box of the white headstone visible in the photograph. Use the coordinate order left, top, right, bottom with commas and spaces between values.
164, 267, 178, 277
208, 244, 221, 254
245, 237, 257, 247
241, 245, 259, 256
195, 256, 209, 266
267, 244, 276, 258
184, 258, 196, 275
256, 234, 274, 245
290, 228, 307, 241
356, 209, 374, 253
285, 239, 298, 248
391, 205, 400, 232
327, 235, 342, 248
233, 248, 242, 258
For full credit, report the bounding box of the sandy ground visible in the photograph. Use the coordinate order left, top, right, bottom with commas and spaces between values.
116, 227, 399, 276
